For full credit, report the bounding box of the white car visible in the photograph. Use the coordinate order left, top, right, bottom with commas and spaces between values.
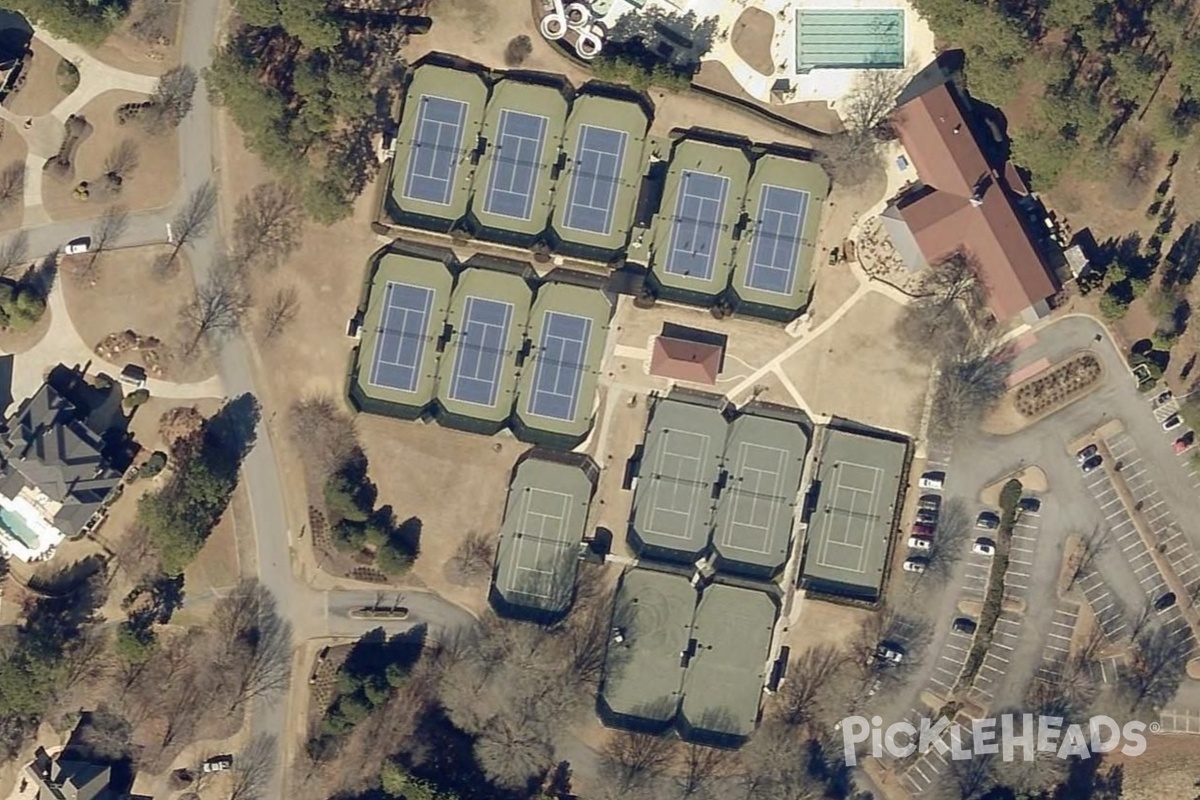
908, 536, 933, 551
918, 471, 945, 490
63, 237, 90, 255
902, 557, 928, 573
972, 538, 996, 557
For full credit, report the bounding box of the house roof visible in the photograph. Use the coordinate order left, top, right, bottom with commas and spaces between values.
892, 82, 1058, 320
1, 382, 121, 535
650, 336, 723, 385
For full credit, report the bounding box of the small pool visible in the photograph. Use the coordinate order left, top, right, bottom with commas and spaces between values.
795, 9, 906, 72
0, 504, 41, 550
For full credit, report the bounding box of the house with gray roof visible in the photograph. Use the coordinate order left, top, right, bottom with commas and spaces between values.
0, 381, 122, 561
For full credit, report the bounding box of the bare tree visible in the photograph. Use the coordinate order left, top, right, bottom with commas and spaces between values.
260, 285, 299, 340
817, 131, 881, 187
289, 395, 360, 478
600, 729, 677, 793
776, 644, 844, 726
945, 750, 996, 799
675, 730, 734, 798
145, 65, 198, 132
76, 204, 130, 284
474, 713, 554, 791
1066, 527, 1108, 591
928, 345, 1014, 446
447, 529, 494, 585
1127, 599, 1156, 643
156, 181, 217, 278
737, 720, 820, 800
896, 256, 985, 359
840, 69, 907, 135
1121, 624, 1191, 712
227, 734, 278, 800
211, 579, 293, 714
233, 182, 303, 270
923, 497, 971, 583
0, 161, 24, 210
181, 254, 252, 355
0, 230, 29, 278
103, 139, 140, 185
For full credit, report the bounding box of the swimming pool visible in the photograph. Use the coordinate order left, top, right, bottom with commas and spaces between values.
795, 9, 906, 72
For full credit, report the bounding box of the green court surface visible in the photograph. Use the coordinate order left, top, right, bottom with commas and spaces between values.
795, 9, 905, 71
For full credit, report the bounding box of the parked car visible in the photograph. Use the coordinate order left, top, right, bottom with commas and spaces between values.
918, 494, 942, 512
1080, 454, 1104, 474
1155, 389, 1174, 407
1163, 414, 1183, 431
916, 509, 939, 525
907, 536, 933, 551
1174, 431, 1195, 454
976, 511, 1000, 529
902, 557, 929, 573
202, 755, 233, 774
1154, 592, 1177, 613
919, 471, 945, 490
911, 523, 935, 538
952, 617, 978, 635
1018, 496, 1041, 514
873, 642, 905, 665
1076, 444, 1098, 464
973, 538, 996, 557
62, 237, 90, 255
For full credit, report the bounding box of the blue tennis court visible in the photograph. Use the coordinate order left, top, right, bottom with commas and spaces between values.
449, 297, 514, 407
483, 109, 548, 221
563, 125, 628, 236
403, 95, 468, 206
528, 311, 593, 421
369, 282, 434, 392
746, 184, 810, 295
665, 170, 729, 280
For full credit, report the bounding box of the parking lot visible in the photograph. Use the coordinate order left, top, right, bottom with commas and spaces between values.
1036, 601, 1079, 683
967, 614, 1023, 706
1105, 430, 1200, 599
1076, 569, 1129, 640
1003, 512, 1040, 605
1082, 438, 1195, 649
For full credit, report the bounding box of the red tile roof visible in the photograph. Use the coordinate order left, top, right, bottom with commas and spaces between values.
650, 336, 723, 385
892, 83, 1058, 320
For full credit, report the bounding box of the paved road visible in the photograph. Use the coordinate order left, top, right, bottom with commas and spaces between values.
0, 8, 480, 795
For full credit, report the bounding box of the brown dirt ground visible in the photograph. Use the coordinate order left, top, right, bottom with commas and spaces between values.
356, 415, 525, 612
806, 259, 861, 327
780, 598, 873, 652
588, 386, 651, 561
782, 291, 930, 434
60, 245, 217, 383
42, 89, 179, 221
7, 39, 71, 117
731, 7, 775, 77
1113, 734, 1200, 799
0, 120, 29, 232
85, 0, 183, 76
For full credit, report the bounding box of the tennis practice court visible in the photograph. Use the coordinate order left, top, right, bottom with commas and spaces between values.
527, 311, 593, 422
483, 109, 549, 221
795, 9, 906, 71
745, 185, 810, 295
801, 428, 907, 601
448, 296, 514, 407
563, 125, 628, 236
664, 170, 730, 280
493, 456, 594, 616
813, 461, 883, 578
368, 282, 434, 393
402, 95, 467, 206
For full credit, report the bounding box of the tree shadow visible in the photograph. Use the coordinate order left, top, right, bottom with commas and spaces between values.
1163, 222, 1200, 289
21, 251, 57, 301
606, 9, 720, 70
394, 515, 422, 558
203, 392, 261, 476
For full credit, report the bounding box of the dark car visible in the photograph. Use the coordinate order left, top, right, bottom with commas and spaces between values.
1018, 497, 1041, 514
1076, 444, 1098, 464
952, 617, 978, 635
911, 523, 936, 538
976, 511, 1000, 530
1081, 454, 1104, 473
1154, 592, 1177, 613
916, 508, 939, 525
918, 494, 942, 512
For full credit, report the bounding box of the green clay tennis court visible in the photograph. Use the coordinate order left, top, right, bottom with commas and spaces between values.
795, 9, 906, 71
